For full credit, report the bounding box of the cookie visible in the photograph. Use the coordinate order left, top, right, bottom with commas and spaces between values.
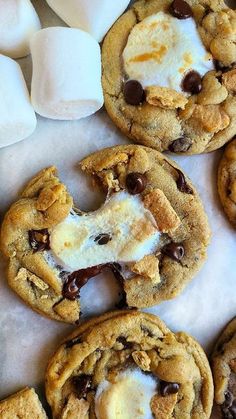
211, 317, 236, 418
102, 0, 236, 154
45, 310, 214, 418
218, 138, 236, 227
0, 145, 210, 323
0, 387, 47, 418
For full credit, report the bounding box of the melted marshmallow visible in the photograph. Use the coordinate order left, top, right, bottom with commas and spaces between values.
50, 191, 160, 271
123, 12, 214, 93
95, 369, 157, 419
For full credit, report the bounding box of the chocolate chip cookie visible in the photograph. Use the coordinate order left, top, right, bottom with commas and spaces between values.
211, 317, 236, 418
45, 310, 214, 418
102, 0, 236, 154
0, 145, 210, 323
218, 138, 236, 227
0, 387, 47, 418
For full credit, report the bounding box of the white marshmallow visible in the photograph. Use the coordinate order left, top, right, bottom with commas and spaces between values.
45, 0, 130, 42
30, 27, 104, 120
0, 0, 41, 59
0, 54, 37, 148
49, 191, 160, 271
123, 12, 214, 94
95, 369, 157, 419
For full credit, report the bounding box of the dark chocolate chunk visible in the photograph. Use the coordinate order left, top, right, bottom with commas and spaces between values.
176, 169, 193, 194
62, 266, 103, 300
28, 229, 50, 252
124, 80, 145, 106
116, 291, 128, 309
126, 172, 147, 195
182, 71, 202, 94
73, 375, 93, 399
168, 137, 193, 153
117, 336, 133, 349
224, 0, 236, 9
111, 263, 124, 284
162, 242, 185, 262
169, 0, 193, 19
94, 233, 111, 245
222, 392, 236, 418
160, 381, 180, 396
214, 60, 236, 73
65, 336, 82, 349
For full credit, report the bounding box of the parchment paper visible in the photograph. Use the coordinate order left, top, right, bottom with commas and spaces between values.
0, 1, 235, 417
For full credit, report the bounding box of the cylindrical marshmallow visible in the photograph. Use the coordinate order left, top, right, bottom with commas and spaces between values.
0, 54, 37, 148
0, 0, 41, 59
45, 0, 130, 42
30, 27, 104, 120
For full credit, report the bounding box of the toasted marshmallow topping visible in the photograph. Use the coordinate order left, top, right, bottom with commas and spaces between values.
50, 191, 160, 271
95, 369, 157, 419
123, 12, 214, 93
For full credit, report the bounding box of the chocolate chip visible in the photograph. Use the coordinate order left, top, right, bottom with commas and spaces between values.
214, 60, 236, 73
124, 80, 145, 106
111, 263, 124, 284
160, 381, 180, 396
224, 392, 234, 409
182, 71, 202, 94
73, 375, 93, 399
94, 233, 111, 245
28, 229, 50, 252
176, 169, 193, 194
115, 291, 128, 309
169, 0, 193, 19
126, 172, 147, 195
162, 242, 185, 262
221, 392, 236, 419
224, 0, 236, 9
62, 266, 103, 300
117, 336, 133, 349
169, 137, 193, 153
65, 336, 82, 349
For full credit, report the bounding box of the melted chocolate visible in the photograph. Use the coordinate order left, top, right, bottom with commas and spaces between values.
62, 263, 125, 301
28, 229, 50, 252
65, 336, 82, 349
162, 242, 185, 262
94, 233, 111, 245
160, 380, 180, 396
63, 265, 104, 300
169, 137, 193, 153
176, 169, 193, 194
126, 172, 147, 195
73, 375, 93, 399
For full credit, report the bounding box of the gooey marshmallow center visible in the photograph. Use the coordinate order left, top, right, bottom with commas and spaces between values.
50, 191, 160, 271
95, 369, 157, 419
123, 11, 214, 93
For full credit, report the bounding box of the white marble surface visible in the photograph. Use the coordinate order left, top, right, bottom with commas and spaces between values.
0, 1, 235, 417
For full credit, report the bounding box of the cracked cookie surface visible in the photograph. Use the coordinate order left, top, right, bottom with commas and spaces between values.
211, 317, 236, 418
0, 387, 47, 419
0, 145, 210, 323
45, 310, 214, 419
102, 0, 236, 154
218, 138, 236, 227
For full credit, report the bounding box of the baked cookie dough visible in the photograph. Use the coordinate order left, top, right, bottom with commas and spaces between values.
218, 138, 236, 227
102, 0, 236, 154
45, 310, 214, 419
0, 145, 210, 323
211, 317, 236, 418
0, 387, 47, 419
